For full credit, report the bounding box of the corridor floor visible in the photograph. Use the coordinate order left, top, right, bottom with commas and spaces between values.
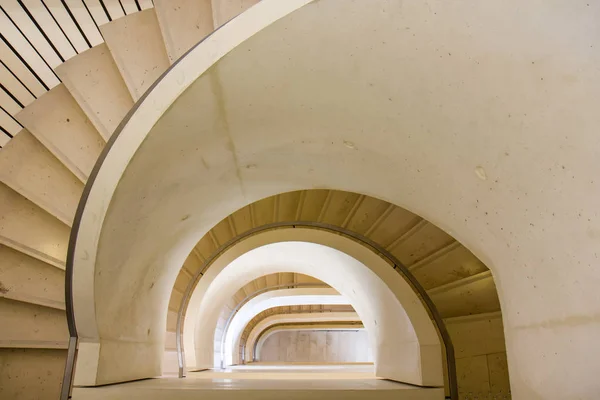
71, 364, 444, 399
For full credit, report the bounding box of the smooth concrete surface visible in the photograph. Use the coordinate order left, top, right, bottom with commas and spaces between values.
0, 183, 69, 269
100, 9, 170, 100
0, 348, 67, 400
185, 235, 442, 386
15, 84, 105, 182
71, 0, 600, 398
0, 245, 65, 310
154, 0, 214, 63
56, 43, 134, 140
223, 288, 346, 366
0, 129, 83, 225
259, 329, 371, 363
72, 366, 444, 400
212, 0, 259, 28
243, 312, 361, 363
445, 312, 510, 396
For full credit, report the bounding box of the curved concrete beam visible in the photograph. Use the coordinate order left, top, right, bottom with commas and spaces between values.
222, 288, 347, 367
243, 312, 361, 363
70, 0, 600, 396
70, 0, 314, 386
184, 229, 442, 386
254, 323, 367, 362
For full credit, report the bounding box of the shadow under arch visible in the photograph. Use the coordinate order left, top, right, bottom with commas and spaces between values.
178, 222, 457, 397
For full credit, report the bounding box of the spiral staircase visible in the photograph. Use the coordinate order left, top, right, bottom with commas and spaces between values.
0, 1, 510, 399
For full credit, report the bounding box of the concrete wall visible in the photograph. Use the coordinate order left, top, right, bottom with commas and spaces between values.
446, 312, 510, 399
259, 329, 373, 363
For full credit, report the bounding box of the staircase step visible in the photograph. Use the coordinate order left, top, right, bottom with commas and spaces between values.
154, 0, 214, 63
0, 184, 69, 269
0, 297, 68, 349
428, 271, 500, 318
212, 0, 259, 28
56, 44, 134, 140
0, 348, 66, 400
0, 245, 65, 310
100, 9, 171, 100
0, 130, 83, 226
411, 244, 489, 290
390, 222, 456, 267
15, 85, 106, 182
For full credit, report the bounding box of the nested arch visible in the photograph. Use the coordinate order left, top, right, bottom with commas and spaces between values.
68, 0, 600, 397
221, 287, 347, 367
183, 230, 444, 386
248, 314, 365, 363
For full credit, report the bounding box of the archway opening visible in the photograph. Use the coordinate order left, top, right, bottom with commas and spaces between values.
183, 238, 444, 387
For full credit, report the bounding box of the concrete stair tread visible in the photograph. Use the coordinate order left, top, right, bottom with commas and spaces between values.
100, 9, 171, 100
56, 43, 134, 140
154, 0, 215, 63
0, 129, 83, 226
15, 85, 106, 182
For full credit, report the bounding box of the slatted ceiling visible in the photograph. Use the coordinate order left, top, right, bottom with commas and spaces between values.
0, 39, 46, 96
0, 131, 10, 146
101, 0, 125, 20
62, 0, 103, 46
0, 88, 22, 114
82, 0, 110, 25
2, 3, 63, 66
120, 0, 137, 14
0, 7, 60, 87
138, 0, 151, 9
0, 1, 153, 144
0, 112, 20, 141
0, 62, 35, 105
43, 0, 90, 52
22, 0, 78, 60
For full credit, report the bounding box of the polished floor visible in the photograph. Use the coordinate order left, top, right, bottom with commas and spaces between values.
72, 364, 444, 399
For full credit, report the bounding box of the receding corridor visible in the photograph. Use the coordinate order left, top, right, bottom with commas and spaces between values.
1, 0, 598, 399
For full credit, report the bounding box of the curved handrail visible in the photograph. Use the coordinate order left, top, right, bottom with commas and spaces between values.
176, 222, 458, 399
61, 7, 242, 400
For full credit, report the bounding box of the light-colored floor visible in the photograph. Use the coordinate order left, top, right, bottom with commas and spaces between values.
72, 363, 444, 400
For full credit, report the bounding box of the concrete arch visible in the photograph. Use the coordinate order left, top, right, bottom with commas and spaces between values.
185, 231, 443, 386
223, 288, 348, 367
254, 324, 368, 363
69, 0, 600, 397
247, 315, 363, 362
